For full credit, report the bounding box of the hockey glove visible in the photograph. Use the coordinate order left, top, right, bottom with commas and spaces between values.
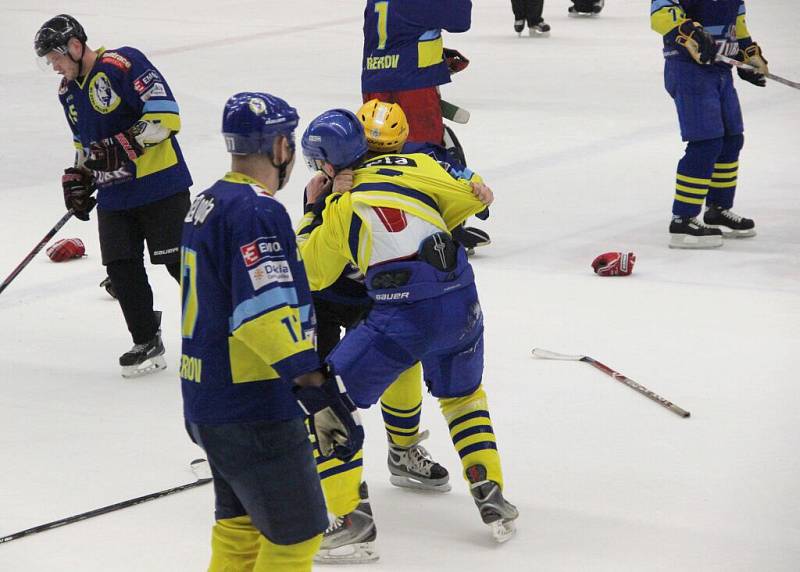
62, 167, 96, 221
293, 373, 364, 461
737, 43, 769, 87
591, 251, 636, 276
46, 238, 86, 262
85, 129, 144, 172
675, 20, 716, 65
443, 48, 470, 74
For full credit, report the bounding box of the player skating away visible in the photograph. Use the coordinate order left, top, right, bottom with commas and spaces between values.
180, 93, 365, 571
362, 0, 471, 145
299, 109, 519, 546
34, 14, 192, 377
651, 0, 765, 248
569, 0, 604, 17
511, 0, 551, 36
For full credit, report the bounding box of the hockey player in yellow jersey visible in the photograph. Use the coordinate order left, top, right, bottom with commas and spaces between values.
298, 107, 518, 552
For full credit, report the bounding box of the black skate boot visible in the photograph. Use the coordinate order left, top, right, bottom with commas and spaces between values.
387, 430, 451, 492
570, 0, 604, 15
529, 20, 551, 35
703, 203, 756, 238
452, 224, 491, 256
668, 216, 723, 249
315, 482, 378, 564
466, 464, 519, 543
99, 276, 117, 299
514, 19, 525, 35
119, 311, 166, 378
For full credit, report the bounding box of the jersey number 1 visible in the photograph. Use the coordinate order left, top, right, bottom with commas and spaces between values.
375, 1, 389, 50
181, 247, 199, 339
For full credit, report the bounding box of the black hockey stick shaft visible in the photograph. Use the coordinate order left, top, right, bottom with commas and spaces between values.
0, 465, 211, 544
0, 210, 75, 295
716, 54, 800, 90
581, 356, 691, 418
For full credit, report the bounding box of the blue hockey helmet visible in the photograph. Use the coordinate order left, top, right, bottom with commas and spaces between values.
222, 92, 299, 156
301, 109, 369, 172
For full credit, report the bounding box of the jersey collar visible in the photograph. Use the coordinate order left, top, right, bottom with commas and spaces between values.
223, 171, 275, 195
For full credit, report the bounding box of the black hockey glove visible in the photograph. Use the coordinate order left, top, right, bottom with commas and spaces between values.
62, 167, 96, 221
737, 43, 769, 87
293, 372, 364, 462
675, 20, 716, 65
85, 129, 144, 172
443, 47, 469, 74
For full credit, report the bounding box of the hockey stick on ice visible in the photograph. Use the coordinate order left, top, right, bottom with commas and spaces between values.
0, 459, 212, 544
716, 54, 800, 90
0, 210, 75, 296
531, 348, 691, 418
440, 99, 470, 124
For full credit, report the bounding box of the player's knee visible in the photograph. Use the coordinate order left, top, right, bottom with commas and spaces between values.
685, 137, 725, 163
722, 133, 744, 156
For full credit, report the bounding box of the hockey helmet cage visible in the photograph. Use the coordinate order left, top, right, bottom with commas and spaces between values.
34, 14, 87, 57
357, 99, 409, 153
222, 92, 299, 156
302, 109, 369, 172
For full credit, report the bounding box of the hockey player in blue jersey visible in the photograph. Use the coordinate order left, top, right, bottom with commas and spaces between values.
35, 14, 192, 376
179, 92, 364, 571
299, 108, 519, 545
651, 1, 766, 248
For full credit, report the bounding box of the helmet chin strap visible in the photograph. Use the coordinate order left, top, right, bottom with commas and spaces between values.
68, 42, 86, 77
271, 147, 295, 190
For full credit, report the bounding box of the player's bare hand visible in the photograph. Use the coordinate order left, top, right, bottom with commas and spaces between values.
305, 172, 332, 205
333, 169, 354, 194
471, 182, 494, 206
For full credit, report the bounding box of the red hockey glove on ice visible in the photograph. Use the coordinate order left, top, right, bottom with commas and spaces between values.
443, 48, 470, 74
591, 252, 636, 276
85, 129, 143, 172
46, 238, 85, 262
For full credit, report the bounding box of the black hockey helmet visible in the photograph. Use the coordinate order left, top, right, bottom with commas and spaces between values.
34, 14, 87, 57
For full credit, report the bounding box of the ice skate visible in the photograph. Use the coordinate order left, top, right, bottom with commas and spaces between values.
514, 19, 525, 36
315, 482, 379, 564
388, 430, 451, 493
569, 0, 604, 16
120, 311, 166, 378
466, 464, 519, 543
529, 20, 551, 36
668, 216, 723, 249
703, 203, 756, 238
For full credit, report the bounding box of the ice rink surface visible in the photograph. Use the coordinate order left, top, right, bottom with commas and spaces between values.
1, 1, 798, 570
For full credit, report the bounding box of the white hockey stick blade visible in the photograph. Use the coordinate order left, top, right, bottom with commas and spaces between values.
190, 458, 212, 481
531, 348, 585, 361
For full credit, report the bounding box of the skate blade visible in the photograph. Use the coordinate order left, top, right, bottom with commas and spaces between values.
121, 355, 167, 378
389, 474, 452, 493
717, 228, 757, 238
528, 30, 551, 38
668, 235, 723, 249
314, 541, 379, 565
490, 519, 517, 543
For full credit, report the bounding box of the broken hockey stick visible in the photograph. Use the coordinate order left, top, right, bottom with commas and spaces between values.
531, 348, 691, 418
0, 459, 212, 544
0, 210, 75, 296
716, 54, 800, 90
440, 99, 470, 124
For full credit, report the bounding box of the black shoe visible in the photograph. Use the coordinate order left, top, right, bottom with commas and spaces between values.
669, 216, 723, 249
119, 311, 166, 377
703, 204, 756, 238
513, 19, 524, 34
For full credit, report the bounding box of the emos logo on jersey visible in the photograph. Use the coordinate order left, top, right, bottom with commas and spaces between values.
240, 237, 283, 267
88, 73, 121, 114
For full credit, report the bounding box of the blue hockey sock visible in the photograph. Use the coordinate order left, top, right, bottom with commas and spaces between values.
672, 137, 723, 218
706, 133, 744, 209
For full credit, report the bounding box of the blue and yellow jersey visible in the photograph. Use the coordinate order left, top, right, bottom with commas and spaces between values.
58, 46, 192, 210
297, 152, 486, 292
651, 0, 754, 62
361, 0, 471, 92
180, 172, 319, 425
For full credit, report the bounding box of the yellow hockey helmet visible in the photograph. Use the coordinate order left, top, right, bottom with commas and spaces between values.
356, 99, 409, 153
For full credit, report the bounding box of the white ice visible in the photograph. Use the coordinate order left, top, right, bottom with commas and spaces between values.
1, 1, 798, 570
